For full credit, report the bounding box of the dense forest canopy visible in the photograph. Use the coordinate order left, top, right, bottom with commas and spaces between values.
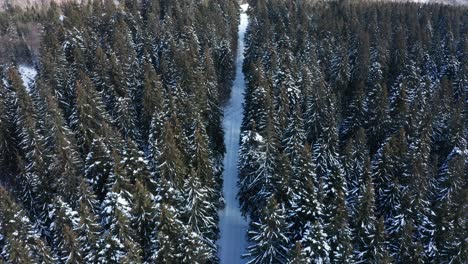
0, 0, 466, 263
0, 0, 239, 262
240, 0, 466, 263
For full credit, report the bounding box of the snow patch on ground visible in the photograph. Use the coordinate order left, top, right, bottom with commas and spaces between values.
240, 4, 249, 12
217, 5, 250, 264
18, 65, 37, 93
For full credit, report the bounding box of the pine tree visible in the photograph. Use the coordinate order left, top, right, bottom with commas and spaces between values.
340, 80, 365, 142
271, 52, 299, 135
283, 105, 306, 169
406, 104, 436, 260
0, 80, 17, 181
304, 62, 329, 145
330, 41, 350, 91
90, 47, 115, 116
304, 64, 354, 262
122, 139, 153, 187
189, 117, 216, 188
350, 30, 370, 83
202, 49, 225, 164
388, 212, 425, 263
241, 65, 271, 133
389, 77, 410, 133
274, 150, 295, 212
375, 217, 393, 264
300, 219, 330, 264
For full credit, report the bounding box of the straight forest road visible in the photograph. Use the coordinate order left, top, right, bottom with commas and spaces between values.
217, 4, 250, 264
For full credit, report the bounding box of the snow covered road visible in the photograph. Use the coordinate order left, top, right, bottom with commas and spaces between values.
217, 4, 250, 264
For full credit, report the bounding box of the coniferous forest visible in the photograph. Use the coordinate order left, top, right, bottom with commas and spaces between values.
0, 0, 466, 263
0, 0, 239, 262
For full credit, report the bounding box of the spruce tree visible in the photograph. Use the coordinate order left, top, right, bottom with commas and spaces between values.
238, 121, 263, 216
0, 188, 55, 263
433, 145, 467, 263
364, 61, 391, 154
6, 67, 52, 239
286, 242, 308, 264
84, 138, 114, 201
130, 179, 156, 262
343, 128, 369, 218
353, 158, 379, 263
372, 130, 408, 219
153, 201, 187, 263
181, 228, 213, 264
45, 95, 84, 205
141, 61, 164, 142
53, 198, 83, 264
185, 117, 219, 242
69, 71, 113, 153
244, 197, 290, 264
115, 96, 141, 142
76, 181, 102, 263
289, 145, 323, 241
202, 48, 225, 163
99, 152, 141, 263
247, 117, 281, 216
325, 166, 353, 263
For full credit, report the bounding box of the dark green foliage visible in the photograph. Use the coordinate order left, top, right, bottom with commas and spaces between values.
0, 0, 466, 262
0, 187, 55, 263
0, 0, 239, 261
244, 197, 290, 264
240, 0, 466, 263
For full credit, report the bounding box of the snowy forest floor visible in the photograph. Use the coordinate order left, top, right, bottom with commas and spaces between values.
217, 4, 250, 264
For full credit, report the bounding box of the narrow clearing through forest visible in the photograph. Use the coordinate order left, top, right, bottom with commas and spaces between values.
217, 4, 250, 264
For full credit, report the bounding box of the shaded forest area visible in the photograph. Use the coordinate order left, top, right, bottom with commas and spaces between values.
239, 0, 466, 263
0, 6, 42, 65
0, 0, 239, 262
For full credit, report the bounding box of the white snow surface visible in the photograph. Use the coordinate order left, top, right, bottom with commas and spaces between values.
381, 0, 468, 4
240, 4, 249, 12
18, 65, 37, 93
217, 5, 250, 264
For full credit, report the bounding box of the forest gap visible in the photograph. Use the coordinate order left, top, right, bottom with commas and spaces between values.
217, 4, 249, 264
